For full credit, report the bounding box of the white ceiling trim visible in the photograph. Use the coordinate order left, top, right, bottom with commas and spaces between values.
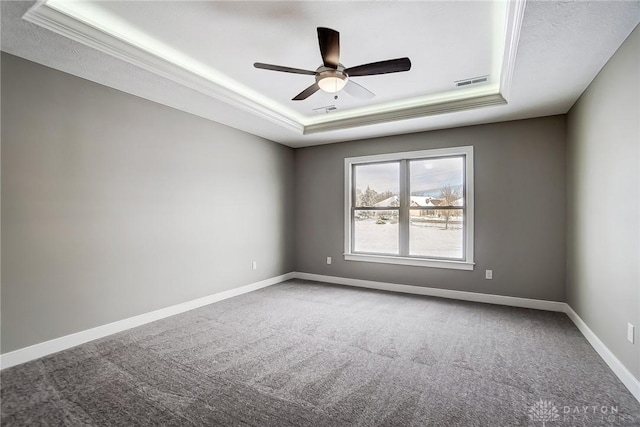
23, 0, 305, 134
499, 0, 527, 101
23, 0, 526, 136
304, 93, 506, 135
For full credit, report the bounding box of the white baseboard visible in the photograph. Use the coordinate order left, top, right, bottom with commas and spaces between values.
294, 272, 567, 312
3, 270, 638, 404
294, 272, 640, 403
0, 272, 294, 370
565, 306, 640, 402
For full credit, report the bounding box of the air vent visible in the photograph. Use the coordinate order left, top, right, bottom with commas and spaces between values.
313, 105, 337, 114
454, 76, 489, 88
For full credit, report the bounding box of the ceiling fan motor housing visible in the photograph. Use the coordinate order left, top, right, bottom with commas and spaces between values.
316, 64, 348, 93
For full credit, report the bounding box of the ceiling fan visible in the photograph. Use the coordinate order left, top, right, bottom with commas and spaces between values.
254, 27, 412, 101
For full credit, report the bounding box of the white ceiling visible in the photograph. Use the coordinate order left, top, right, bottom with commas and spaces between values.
99, 1, 500, 113
2, 1, 639, 147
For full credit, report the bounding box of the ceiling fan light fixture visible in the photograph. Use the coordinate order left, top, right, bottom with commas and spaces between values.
317, 74, 347, 93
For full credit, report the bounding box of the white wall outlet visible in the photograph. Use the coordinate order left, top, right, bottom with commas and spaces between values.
327, 256, 332, 265
252, 261, 257, 270
485, 270, 493, 280
628, 323, 635, 344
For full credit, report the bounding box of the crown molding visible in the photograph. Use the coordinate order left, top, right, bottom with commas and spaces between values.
499, 0, 527, 101
23, 1, 305, 134
304, 93, 506, 134
23, 0, 525, 136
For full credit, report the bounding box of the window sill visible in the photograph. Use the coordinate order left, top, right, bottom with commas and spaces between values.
344, 253, 475, 270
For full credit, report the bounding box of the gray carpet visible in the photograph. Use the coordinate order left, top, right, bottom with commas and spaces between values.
2, 279, 639, 426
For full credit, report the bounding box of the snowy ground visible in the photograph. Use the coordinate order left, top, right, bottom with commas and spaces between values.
353, 218, 463, 258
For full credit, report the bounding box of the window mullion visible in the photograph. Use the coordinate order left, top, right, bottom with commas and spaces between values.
399, 159, 409, 257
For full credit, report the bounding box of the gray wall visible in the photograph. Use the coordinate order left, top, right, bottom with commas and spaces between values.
566, 25, 640, 380
295, 116, 567, 301
1, 53, 295, 353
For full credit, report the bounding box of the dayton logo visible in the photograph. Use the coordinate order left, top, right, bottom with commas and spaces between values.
528, 399, 560, 426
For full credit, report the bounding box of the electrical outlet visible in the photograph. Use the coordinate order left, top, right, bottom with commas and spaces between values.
252, 261, 257, 270
628, 323, 635, 344
485, 270, 493, 280
327, 257, 332, 265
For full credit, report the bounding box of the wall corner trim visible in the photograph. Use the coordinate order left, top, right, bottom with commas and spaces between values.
565, 305, 640, 402
0, 272, 295, 370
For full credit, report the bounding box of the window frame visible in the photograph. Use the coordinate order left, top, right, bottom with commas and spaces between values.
344, 146, 475, 270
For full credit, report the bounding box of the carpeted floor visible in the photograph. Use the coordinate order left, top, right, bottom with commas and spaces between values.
2, 279, 639, 426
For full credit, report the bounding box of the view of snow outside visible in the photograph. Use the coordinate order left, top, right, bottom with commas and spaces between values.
354, 157, 464, 259
353, 214, 463, 258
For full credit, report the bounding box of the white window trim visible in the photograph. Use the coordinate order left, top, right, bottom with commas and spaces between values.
344, 146, 474, 271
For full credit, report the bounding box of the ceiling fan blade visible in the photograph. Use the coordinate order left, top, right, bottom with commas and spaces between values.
254, 63, 316, 75
292, 82, 321, 101
344, 80, 375, 99
345, 57, 412, 77
317, 27, 340, 69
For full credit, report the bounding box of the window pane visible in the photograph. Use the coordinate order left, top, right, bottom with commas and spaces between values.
410, 209, 463, 259
410, 157, 464, 207
354, 162, 399, 207
354, 210, 399, 254
409, 156, 464, 259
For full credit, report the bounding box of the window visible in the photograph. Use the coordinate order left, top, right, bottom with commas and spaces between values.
344, 146, 474, 270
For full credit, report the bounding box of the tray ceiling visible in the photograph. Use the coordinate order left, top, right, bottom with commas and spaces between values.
2, 1, 639, 147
